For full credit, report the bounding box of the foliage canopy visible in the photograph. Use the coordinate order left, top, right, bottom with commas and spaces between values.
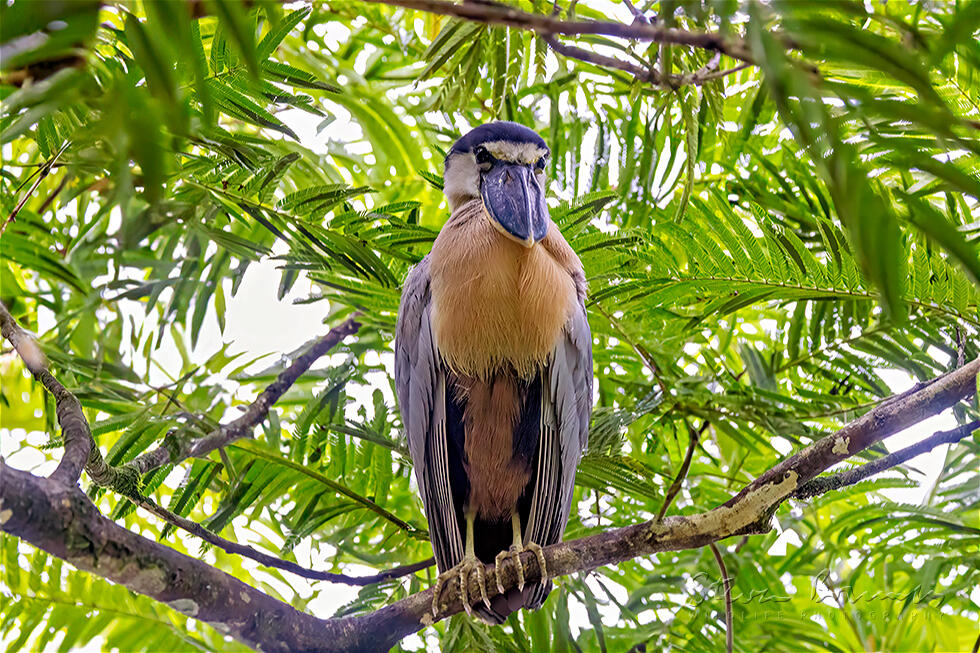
1, 0, 979, 651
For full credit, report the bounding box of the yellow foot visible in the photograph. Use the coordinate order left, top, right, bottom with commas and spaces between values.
431, 555, 491, 618
493, 544, 527, 594
526, 542, 548, 584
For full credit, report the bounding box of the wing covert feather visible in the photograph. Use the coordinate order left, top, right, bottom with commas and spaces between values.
394, 257, 464, 570
523, 298, 592, 610
525, 298, 593, 546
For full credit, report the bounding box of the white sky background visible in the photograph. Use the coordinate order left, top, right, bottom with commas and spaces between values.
1, 5, 973, 647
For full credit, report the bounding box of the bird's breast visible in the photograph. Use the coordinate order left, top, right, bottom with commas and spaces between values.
428, 203, 578, 379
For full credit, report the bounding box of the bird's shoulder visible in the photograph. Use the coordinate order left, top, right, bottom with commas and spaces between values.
541, 222, 587, 303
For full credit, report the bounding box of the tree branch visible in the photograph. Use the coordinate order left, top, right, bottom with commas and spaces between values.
2, 300, 427, 591
722, 357, 980, 516
5, 355, 974, 651
541, 33, 662, 85
362, 0, 755, 63
656, 418, 706, 522
1, 142, 69, 236
793, 420, 980, 500
0, 301, 92, 486
137, 494, 433, 585
543, 33, 749, 88
0, 463, 353, 653
1, 301, 362, 495
126, 314, 362, 476
709, 542, 733, 653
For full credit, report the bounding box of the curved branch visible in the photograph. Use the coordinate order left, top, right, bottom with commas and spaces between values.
724, 357, 980, 512
0, 301, 91, 486
364, 0, 756, 63
793, 420, 980, 500
126, 314, 362, 476
6, 356, 974, 652
0, 463, 346, 653
138, 493, 433, 586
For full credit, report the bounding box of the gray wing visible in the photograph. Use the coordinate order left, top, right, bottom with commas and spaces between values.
394, 257, 464, 572
525, 296, 593, 549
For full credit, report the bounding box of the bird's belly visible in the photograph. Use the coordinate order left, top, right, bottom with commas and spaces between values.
453, 373, 533, 522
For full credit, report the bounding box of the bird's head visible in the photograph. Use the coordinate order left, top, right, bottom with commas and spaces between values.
443, 121, 550, 247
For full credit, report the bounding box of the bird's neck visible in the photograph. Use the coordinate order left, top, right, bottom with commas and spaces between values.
428, 200, 580, 379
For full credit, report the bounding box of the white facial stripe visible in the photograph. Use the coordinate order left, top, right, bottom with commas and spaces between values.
442, 151, 480, 212
481, 141, 548, 165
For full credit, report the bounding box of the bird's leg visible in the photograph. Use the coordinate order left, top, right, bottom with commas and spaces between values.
458, 511, 492, 613
431, 511, 492, 618
492, 512, 548, 594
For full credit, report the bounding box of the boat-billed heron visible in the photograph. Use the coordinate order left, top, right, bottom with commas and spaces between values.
395, 122, 593, 623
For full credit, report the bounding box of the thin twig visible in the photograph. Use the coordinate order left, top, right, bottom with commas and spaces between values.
694, 61, 751, 83
36, 173, 70, 217
672, 54, 751, 86
136, 495, 433, 585
2, 142, 69, 236
543, 33, 664, 84
656, 419, 708, 522
621, 0, 650, 23
127, 314, 362, 476
709, 542, 733, 653
956, 326, 966, 368
793, 420, 980, 500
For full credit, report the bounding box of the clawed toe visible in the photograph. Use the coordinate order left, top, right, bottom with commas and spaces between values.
507, 544, 527, 591
431, 568, 454, 618
493, 550, 510, 595
459, 556, 491, 612
491, 542, 548, 596
432, 556, 492, 618
526, 542, 548, 583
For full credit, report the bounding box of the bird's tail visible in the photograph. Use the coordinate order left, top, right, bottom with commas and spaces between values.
468, 515, 555, 624
472, 580, 553, 625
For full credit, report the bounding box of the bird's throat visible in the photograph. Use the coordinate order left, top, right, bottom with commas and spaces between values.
428, 200, 577, 379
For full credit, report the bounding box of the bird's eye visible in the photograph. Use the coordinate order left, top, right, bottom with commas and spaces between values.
535, 156, 547, 171
474, 146, 492, 165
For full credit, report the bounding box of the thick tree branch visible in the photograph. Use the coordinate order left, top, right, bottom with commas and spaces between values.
724, 357, 980, 513
362, 0, 756, 63
0, 301, 92, 486
793, 420, 980, 500
4, 293, 977, 653
0, 464, 353, 653
5, 356, 974, 651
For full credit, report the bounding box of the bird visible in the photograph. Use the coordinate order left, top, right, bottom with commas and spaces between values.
394, 121, 593, 624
